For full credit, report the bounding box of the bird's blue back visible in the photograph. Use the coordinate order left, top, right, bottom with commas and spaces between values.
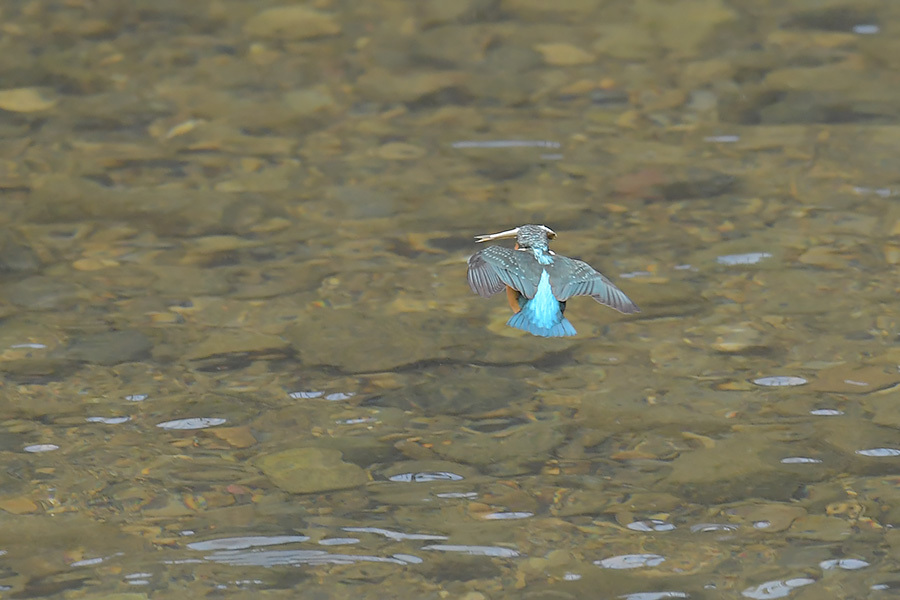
506, 268, 577, 337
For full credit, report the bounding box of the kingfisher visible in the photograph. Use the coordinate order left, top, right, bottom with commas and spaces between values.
467, 224, 639, 337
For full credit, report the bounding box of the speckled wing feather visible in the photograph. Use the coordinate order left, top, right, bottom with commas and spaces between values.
467, 246, 541, 299
547, 256, 639, 314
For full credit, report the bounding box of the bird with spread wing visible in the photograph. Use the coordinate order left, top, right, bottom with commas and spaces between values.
467, 224, 639, 337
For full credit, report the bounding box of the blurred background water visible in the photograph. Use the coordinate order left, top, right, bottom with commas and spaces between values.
1, 0, 900, 598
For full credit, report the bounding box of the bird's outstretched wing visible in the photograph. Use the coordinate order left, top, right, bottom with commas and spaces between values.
467, 246, 542, 299
547, 256, 640, 314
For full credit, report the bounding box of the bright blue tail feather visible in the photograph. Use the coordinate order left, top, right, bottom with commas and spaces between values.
507, 310, 576, 337
506, 271, 576, 337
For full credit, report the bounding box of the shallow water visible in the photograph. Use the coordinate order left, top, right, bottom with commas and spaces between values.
2, 0, 900, 598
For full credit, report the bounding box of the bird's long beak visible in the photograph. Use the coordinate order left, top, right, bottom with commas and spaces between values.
475, 227, 520, 243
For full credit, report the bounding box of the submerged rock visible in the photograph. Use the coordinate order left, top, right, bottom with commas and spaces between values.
244, 6, 341, 40
58, 330, 152, 366
0, 232, 40, 274
256, 448, 368, 494
4, 276, 85, 309
652, 168, 738, 200
431, 419, 565, 465
381, 366, 535, 416
0, 87, 58, 112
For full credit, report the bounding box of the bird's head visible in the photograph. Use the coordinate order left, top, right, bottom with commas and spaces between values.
475, 224, 556, 250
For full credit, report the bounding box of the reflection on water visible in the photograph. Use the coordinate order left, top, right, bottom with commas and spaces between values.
742, 578, 816, 600
595, 554, 666, 570
201, 549, 415, 567
2, 0, 900, 597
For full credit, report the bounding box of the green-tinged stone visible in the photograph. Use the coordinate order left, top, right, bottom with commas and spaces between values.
726, 502, 806, 532
355, 68, 469, 104
788, 515, 853, 541
808, 364, 900, 394
868, 395, 900, 428
5, 276, 85, 309
58, 330, 152, 365
0, 358, 79, 382
383, 365, 534, 416
0, 231, 40, 273
256, 448, 367, 494
0, 87, 58, 112
635, 0, 737, 55
185, 330, 291, 361
243, 6, 340, 40
283, 87, 335, 116
432, 420, 565, 465
661, 430, 813, 503
813, 418, 896, 455
551, 489, 613, 517
667, 435, 772, 485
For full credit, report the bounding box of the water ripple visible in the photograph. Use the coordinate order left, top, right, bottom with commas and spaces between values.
388, 471, 464, 482
690, 523, 738, 533
483, 512, 533, 520
626, 520, 676, 532
203, 549, 413, 567
342, 527, 447, 542
157, 417, 226, 430
187, 535, 309, 551
742, 578, 815, 599
856, 448, 900, 457
620, 593, 689, 600
820, 558, 869, 570
423, 545, 520, 558
717, 252, 771, 265
752, 376, 807, 387
24, 444, 58, 453
595, 554, 666, 569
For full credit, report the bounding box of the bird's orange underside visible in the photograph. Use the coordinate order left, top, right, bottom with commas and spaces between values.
506, 242, 522, 313
506, 286, 520, 313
